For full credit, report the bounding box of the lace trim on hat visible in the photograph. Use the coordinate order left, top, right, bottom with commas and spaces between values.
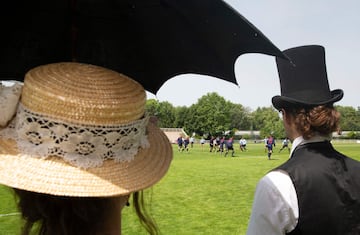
0, 104, 150, 169
0, 81, 22, 127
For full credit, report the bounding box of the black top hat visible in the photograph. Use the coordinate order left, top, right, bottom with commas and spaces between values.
272, 45, 343, 110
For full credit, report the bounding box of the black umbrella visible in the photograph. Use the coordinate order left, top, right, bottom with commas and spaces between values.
0, 0, 286, 93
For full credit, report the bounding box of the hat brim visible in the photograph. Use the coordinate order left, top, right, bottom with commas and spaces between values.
272, 89, 344, 110
0, 122, 173, 197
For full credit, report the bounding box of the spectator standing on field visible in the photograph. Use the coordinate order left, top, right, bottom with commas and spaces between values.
0, 62, 173, 235
246, 45, 360, 235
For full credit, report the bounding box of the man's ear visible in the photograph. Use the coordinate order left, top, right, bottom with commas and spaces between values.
282, 109, 292, 124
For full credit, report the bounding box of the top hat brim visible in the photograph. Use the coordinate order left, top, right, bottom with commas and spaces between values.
272, 89, 344, 110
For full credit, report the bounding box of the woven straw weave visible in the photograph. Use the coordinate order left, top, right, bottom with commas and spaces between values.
21, 62, 146, 125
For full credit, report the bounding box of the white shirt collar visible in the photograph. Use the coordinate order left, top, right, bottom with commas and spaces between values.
289, 136, 304, 157
289, 135, 331, 157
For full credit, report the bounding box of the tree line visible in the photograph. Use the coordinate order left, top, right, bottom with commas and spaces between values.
146, 92, 360, 139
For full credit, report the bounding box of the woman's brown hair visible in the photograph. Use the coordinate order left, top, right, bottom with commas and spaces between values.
13, 189, 159, 235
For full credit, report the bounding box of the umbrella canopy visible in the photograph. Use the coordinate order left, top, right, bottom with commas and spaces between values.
0, 0, 286, 93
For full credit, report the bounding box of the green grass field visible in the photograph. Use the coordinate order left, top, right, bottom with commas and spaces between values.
1, 142, 359, 235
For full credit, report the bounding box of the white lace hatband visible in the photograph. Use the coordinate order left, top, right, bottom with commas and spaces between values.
0, 104, 150, 169
0, 81, 23, 127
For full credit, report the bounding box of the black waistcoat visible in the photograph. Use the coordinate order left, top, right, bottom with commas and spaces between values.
275, 141, 360, 235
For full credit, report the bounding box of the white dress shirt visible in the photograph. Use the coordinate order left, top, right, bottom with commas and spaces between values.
246, 136, 317, 235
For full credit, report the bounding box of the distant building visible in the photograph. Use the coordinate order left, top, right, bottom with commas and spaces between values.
235, 130, 260, 139
161, 128, 188, 144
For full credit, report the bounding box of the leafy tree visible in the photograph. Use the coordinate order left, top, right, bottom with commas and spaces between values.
189, 92, 231, 136
252, 107, 284, 138
145, 99, 159, 116
252, 107, 272, 130
145, 99, 175, 128
146, 95, 359, 139
174, 106, 190, 128
157, 101, 176, 128
228, 103, 252, 130
336, 105, 360, 131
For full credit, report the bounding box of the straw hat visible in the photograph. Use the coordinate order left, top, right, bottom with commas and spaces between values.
0, 62, 173, 197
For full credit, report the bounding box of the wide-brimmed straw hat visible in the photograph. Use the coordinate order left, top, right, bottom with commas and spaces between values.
0, 62, 172, 197
272, 45, 343, 110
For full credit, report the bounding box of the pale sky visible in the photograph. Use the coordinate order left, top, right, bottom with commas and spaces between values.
147, 0, 360, 111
